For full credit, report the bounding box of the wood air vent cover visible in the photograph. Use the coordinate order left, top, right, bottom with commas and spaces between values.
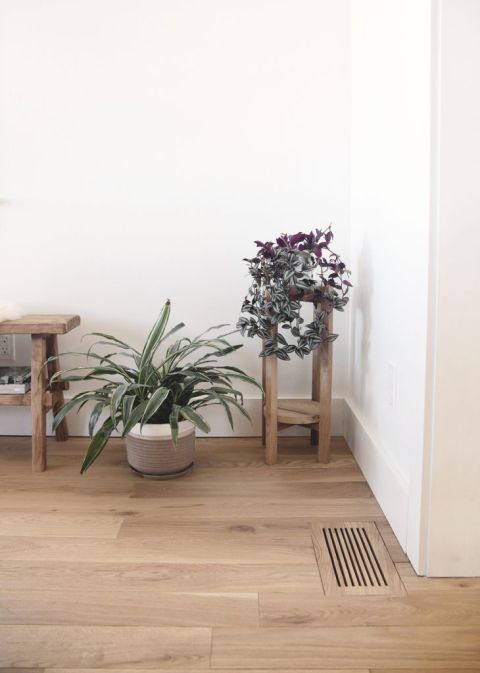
311, 521, 405, 596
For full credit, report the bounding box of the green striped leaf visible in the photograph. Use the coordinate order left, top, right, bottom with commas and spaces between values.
180, 406, 210, 434
138, 301, 171, 384
121, 400, 149, 437
80, 418, 114, 474
140, 387, 170, 429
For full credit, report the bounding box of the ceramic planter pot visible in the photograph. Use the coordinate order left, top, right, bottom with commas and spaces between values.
125, 420, 195, 479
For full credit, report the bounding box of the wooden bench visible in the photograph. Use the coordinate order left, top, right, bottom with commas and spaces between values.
0, 315, 81, 471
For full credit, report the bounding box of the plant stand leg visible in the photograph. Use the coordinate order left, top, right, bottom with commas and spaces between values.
311, 340, 320, 448
261, 343, 266, 446
46, 335, 69, 442
264, 349, 278, 465
317, 310, 333, 463
31, 335, 47, 472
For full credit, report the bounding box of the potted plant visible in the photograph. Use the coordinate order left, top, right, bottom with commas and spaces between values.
47, 300, 261, 476
237, 227, 352, 359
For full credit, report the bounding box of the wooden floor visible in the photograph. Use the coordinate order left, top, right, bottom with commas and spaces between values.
0, 435, 479, 671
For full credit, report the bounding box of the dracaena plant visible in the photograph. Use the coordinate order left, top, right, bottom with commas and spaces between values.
237, 227, 352, 360
47, 300, 261, 473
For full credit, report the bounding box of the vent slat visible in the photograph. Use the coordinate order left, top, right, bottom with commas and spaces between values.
311, 521, 406, 596
362, 525, 388, 586
343, 527, 367, 586
334, 527, 356, 587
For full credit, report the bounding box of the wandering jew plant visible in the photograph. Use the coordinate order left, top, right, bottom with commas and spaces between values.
237, 227, 352, 360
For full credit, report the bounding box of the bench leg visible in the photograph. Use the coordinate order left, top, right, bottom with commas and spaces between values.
47, 335, 69, 441
31, 335, 47, 472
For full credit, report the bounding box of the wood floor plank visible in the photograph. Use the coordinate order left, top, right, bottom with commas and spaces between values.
396, 563, 480, 592
0, 625, 211, 668
370, 669, 480, 673
117, 498, 383, 526
131, 480, 373, 499
0, 521, 316, 563
0, 560, 321, 593
44, 670, 368, 673
0, 512, 122, 538
0, 670, 43, 673
211, 626, 480, 669
402, 574, 480, 593
395, 561, 417, 577
45, 670, 368, 673
0, 589, 259, 627
259, 590, 480, 626
376, 520, 409, 563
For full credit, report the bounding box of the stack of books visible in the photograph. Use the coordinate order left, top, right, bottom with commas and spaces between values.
0, 367, 31, 394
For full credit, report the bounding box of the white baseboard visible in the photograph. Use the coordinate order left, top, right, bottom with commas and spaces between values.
344, 399, 410, 551
0, 396, 346, 438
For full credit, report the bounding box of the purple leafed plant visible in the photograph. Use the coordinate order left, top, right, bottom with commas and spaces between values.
237, 227, 352, 359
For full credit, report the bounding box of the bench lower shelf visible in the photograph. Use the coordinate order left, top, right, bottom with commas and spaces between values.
0, 393, 53, 408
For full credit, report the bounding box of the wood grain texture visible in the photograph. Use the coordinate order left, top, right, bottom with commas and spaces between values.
116, 498, 383, 523
370, 670, 480, 673
0, 435, 477, 670
0, 560, 320, 593
0, 625, 211, 668
399, 571, 480, 593
276, 399, 320, 425
0, 314, 80, 335
0, 525, 315, 564
0, 589, 259, 627
31, 335, 47, 472
314, 307, 333, 463
131, 479, 373, 499
263, 326, 278, 465
45, 670, 368, 673
211, 626, 480, 669
0, 512, 123, 538
259, 589, 480, 626
0, 393, 53, 407
0, 669, 42, 673
44, 670, 368, 673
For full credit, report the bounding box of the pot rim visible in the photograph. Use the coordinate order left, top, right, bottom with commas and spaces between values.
128, 419, 195, 440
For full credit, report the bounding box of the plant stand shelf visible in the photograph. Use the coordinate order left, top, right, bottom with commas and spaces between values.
0, 314, 81, 472
261, 302, 333, 465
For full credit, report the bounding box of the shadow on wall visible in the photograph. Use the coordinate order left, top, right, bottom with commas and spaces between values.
349, 237, 373, 413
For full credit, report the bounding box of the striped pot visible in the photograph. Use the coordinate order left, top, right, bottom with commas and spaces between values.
125, 421, 195, 479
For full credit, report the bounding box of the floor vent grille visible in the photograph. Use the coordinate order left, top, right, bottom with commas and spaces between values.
311, 522, 405, 596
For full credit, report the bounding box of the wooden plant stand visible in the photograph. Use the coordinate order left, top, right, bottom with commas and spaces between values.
0, 315, 80, 471
261, 297, 333, 465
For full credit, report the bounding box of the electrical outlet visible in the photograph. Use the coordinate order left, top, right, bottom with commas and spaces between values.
0, 335, 15, 360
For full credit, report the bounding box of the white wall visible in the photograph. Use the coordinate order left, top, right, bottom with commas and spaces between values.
424, 0, 480, 576
348, 0, 432, 569
0, 0, 351, 435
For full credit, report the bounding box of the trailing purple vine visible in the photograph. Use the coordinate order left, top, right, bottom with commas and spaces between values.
237, 227, 352, 360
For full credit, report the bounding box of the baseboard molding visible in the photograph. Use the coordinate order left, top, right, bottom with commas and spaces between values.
344, 399, 410, 551
0, 396, 346, 438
